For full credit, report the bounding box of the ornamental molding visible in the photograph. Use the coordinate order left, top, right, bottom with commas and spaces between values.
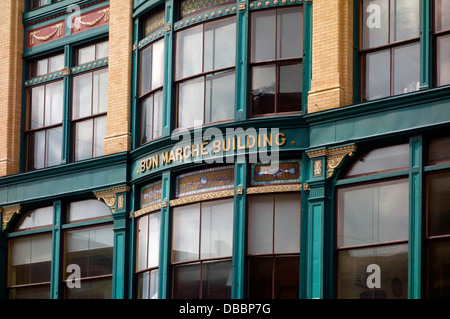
170, 189, 235, 207
306, 144, 357, 178
134, 202, 162, 218
94, 186, 130, 213
247, 184, 302, 194
74, 7, 110, 31
29, 22, 63, 45
1, 205, 22, 231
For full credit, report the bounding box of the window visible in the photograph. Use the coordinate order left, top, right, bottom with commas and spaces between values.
26, 54, 65, 170
434, 0, 450, 86
336, 144, 410, 299
360, 0, 420, 101
29, 0, 63, 10
139, 38, 164, 144
246, 193, 301, 299
171, 199, 234, 299
7, 199, 113, 299
175, 17, 236, 130
250, 6, 303, 116
72, 41, 109, 161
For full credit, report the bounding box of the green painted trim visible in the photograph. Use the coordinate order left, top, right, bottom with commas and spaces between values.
162, 0, 175, 138
133, 0, 165, 17
61, 45, 72, 165
420, 0, 432, 90
235, 0, 249, 122
408, 136, 423, 299
231, 160, 247, 299
50, 201, 62, 299
424, 162, 450, 172
173, 6, 237, 30
302, 0, 312, 113
310, 200, 324, 299
335, 169, 410, 187
127, 185, 138, 298
159, 171, 172, 299
299, 152, 310, 299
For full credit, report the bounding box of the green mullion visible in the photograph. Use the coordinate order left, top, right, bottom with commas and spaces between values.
50, 200, 63, 299
127, 184, 138, 299
162, 0, 176, 137
235, 0, 249, 122
408, 136, 423, 299
62, 45, 72, 165
420, 0, 432, 90
131, 18, 140, 150
159, 171, 173, 299
302, 0, 312, 113
231, 159, 247, 299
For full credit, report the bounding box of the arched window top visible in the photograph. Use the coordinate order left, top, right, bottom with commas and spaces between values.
345, 144, 409, 178
15, 206, 53, 231
66, 199, 111, 222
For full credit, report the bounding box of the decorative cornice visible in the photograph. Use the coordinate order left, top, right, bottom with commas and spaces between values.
247, 184, 302, 194
134, 202, 162, 218
94, 186, 130, 213
1, 205, 22, 231
306, 145, 357, 178
170, 189, 235, 207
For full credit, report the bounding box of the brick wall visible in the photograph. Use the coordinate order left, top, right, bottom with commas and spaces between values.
0, 1, 24, 177
308, 0, 354, 113
103, 0, 133, 155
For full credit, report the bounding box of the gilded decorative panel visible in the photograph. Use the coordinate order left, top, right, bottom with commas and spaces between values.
175, 166, 234, 197
179, 0, 235, 18
141, 181, 163, 207
144, 8, 166, 37
251, 160, 301, 185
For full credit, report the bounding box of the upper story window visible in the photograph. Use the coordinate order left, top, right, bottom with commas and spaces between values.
250, 6, 303, 116
434, 0, 450, 86
25, 40, 108, 171
29, 0, 63, 11
175, 16, 236, 130
360, 0, 420, 102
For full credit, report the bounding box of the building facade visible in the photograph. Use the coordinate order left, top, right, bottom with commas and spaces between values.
0, 0, 449, 299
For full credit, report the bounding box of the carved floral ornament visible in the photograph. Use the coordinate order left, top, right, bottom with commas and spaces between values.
306, 144, 357, 179
1, 205, 21, 231
94, 186, 131, 213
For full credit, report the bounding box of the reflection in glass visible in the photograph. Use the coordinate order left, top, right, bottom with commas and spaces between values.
173, 263, 201, 299
252, 65, 276, 115
44, 81, 63, 126
277, 7, 303, 59
151, 40, 165, 89
364, 49, 390, 101
337, 244, 408, 299
30, 86, 45, 129
175, 25, 203, 80
172, 204, 200, 262
201, 260, 232, 299
204, 18, 236, 71
435, 0, 450, 32
178, 77, 204, 129
139, 46, 152, 95
337, 179, 409, 248
73, 73, 93, 119
393, 43, 420, 95
362, 0, 389, 49
46, 127, 62, 167
93, 116, 106, 158
16, 206, 53, 231
428, 136, 450, 165
437, 35, 450, 87
75, 120, 92, 161
205, 71, 235, 123
390, 0, 419, 43
251, 10, 276, 62
347, 144, 409, 177
426, 171, 450, 237
278, 63, 302, 113
93, 69, 108, 115
427, 238, 450, 298
67, 199, 111, 222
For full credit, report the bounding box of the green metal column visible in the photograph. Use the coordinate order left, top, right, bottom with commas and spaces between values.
159, 171, 173, 299
420, 0, 432, 90
50, 201, 63, 299
62, 45, 72, 164
112, 189, 131, 299
162, 0, 176, 137
409, 136, 423, 299
131, 18, 140, 149
231, 159, 247, 299
127, 184, 138, 299
235, 0, 249, 122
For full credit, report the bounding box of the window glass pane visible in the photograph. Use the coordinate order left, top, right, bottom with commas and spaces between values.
200, 199, 234, 259
204, 17, 236, 72
96, 41, 109, 60
16, 206, 53, 231
436, 35, 450, 87
274, 256, 300, 299
8, 234, 52, 286
137, 215, 149, 271
137, 269, 159, 299
428, 136, 450, 165
172, 263, 201, 299
9, 285, 50, 299
347, 144, 409, 177
178, 77, 204, 129
205, 71, 235, 123
251, 10, 276, 62
274, 193, 301, 253
172, 204, 200, 262
141, 96, 154, 144
337, 179, 409, 247
139, 46, 152, 95
93, 116, 106, 158
72, 73, 93, 119
67, 199, 111, 222
435, 0, 450, 32
148, 211, 161, 268
277, 7, 303, 59
337, 244, 408, 299
248, 256, 273, 298
78, 45, 96, 65
64, 277, 112, 299
46, 126, 62, 167
251, 64, 276, 115
30, 86, 45, 129
92, 69, 108, 115
48, 54, 64, 74
427, 238, 450, 298
74, 120, 93, 161
151, 39, 165, 89
44, 81, 63, 126
202, 260, 232, 299
393, 43, 420, 95
175, 25, 203, 79
361, 0, 389, 49
153, 90, 163, 139
248, 195, 274, 254
31, 59, 48, 78
277, 63, 302, 113
31, 130, 45, 170
390, 0, 419, 43
426, 171, 450, 237
363, 49, 390, 101
64, 224, 113, 279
